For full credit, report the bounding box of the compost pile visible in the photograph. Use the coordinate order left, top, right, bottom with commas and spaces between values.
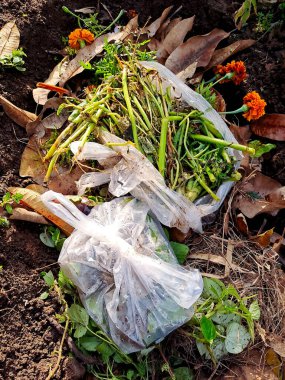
1, 2, 285, 380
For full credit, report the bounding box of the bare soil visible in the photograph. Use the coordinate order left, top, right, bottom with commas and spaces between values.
0, 0, 284, 379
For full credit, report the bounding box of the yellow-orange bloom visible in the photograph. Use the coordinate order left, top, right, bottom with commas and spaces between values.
214, 60, 247, 85
68, 28, 95, 49
242, 91, 266, 121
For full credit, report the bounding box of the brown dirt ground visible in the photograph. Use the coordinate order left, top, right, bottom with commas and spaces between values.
0, 0, 284, 379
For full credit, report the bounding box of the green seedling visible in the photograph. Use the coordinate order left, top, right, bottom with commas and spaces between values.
0, 48, 26, 71
40, 226, 66, 251
0, 192, 23, 215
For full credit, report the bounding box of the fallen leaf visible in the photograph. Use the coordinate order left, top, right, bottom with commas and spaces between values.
214, 89, 226, 112
47, 166, 85, 195
177, 62, 197, 81
251, 114, 285, 141
59, 17, 139, 86
165, 28, 229, 74
206, 39, 255, 69
143, 6, 173, 37
162, 16, 195, 55
236, 213, 249, 235
26, 184, 47, 194
8, 187, 73, 235
75, 7, 95, 14
0, 95, 37, 128
0, 21, 20, 58
10, 208, 49, 224
27, 112, 68, 138
265, 348, 282, 378
229, 124, 252, 145
233, 172, 285, 218
155, 17, 182, 41
32, 57, 69, 105
251, 228, 274, 247
26, 98, 66, 136
19, 135, 48, 183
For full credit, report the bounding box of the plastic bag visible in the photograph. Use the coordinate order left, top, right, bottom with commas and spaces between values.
42, 190, 203, 353
70, 62, 242, 233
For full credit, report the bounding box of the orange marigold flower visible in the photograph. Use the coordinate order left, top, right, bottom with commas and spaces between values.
242, 91, 266, 121
214, 60, 247, 85
68, 28, 95, 49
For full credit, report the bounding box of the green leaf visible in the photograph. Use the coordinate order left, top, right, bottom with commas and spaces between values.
127, 370, 135, 380
211, 311, 241, 326
68, 304, 89, 327
2, 192, 11, 203
173, 367, 194, 380
74, 324, 87, 338
212, 339, 228, 360
249, 300, 260, 320
79, 336, 102, 351
42, 270, 55, 287
200, 316, 217, 342
225, 322, 251, 354
203, 278, 224, 300
39, 291, 49, 300
5, 204, 13, 214
248, 140, 276, 158
170, 242, 189, 264
12, 193, 24, 203
96, 342, 115, 363
39, 231, 55, 248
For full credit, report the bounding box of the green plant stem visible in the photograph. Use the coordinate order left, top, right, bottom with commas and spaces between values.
97, 10, 125, 37
44, 123, 75, 161
194, 173, 220, 201
122, 67, 140, 151
190, 134, 255, 155
132, 95, 152, 130
158, 116, 183, 176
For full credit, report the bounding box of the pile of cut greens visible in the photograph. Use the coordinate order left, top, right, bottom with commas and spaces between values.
42, 42, 254, 202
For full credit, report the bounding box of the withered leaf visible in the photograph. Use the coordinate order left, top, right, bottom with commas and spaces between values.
155, 17, 182, 41
0, 21, 20, 58
206, 39, 255, 69
143, 6, 173, 37
251, 114, 285, 141
8, 187, 73, 235
32, 57, 69, 105
165, 28, 229, 74
251, 228, 274, 247
236, 213, 249, 235
177, 62, 197, 81
162, 16, 195, 54
0, 95, 37, 128
10, 207, 49, 224
59, 17, 139, 87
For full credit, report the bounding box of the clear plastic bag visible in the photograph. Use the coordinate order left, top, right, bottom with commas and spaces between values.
70, 62, 242, 233
42, 190, 203, 353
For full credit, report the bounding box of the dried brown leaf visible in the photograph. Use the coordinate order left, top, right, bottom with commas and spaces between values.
177, 62, 198, 81
8, 187, 73, 235
229, 124, 251, 145
251, 228, 274, 247
162, 16, 195, 54
0, 95, 37, 128
0, 21, 20, 58
206, 39, 255, 69
59, 17, 139, 87
32, 57, 69, 105
155, 17, 182, 41
233, 172, 285, 218
10, 207, 49, 224
27, 112, 68, 138
143, 6, 173, 37
251, 114, 285, 141
236, 213, 249, 235
165, 28, 229, 74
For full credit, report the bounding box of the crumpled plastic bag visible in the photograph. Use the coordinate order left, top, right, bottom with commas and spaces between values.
70, 62, 242, 233
42, 190, 203, 353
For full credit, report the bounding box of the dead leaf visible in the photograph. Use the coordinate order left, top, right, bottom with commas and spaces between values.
236, 213, 249, 235
0, 95, 37, 128
165, 28, 229, 74
19, 135, 48, 183
59, 17, 139, 87
177, 62, 198, 81
206, 39, 255, 69
155, 17, 182, 41
251, 228, 274, 247
27, 112, 68, 138
32, 57, 69, 105
265, 348, 282, 378
229, 124, 251, 145
8, 187, 73, 235
214, 89, 226, 112
26, 98, 65, 136
233, 172, 285, 218
0, 21, 20, 58
47, 166, 85, 195
75, 7, 95, 14
143, 6, 173, 37
10, 208, 48, 224
251, 114, 285, 141
26, 184, 47, 194
162, 16, 195, 55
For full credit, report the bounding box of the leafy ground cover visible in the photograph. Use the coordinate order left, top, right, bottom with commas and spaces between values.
0, 0, 285, 379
